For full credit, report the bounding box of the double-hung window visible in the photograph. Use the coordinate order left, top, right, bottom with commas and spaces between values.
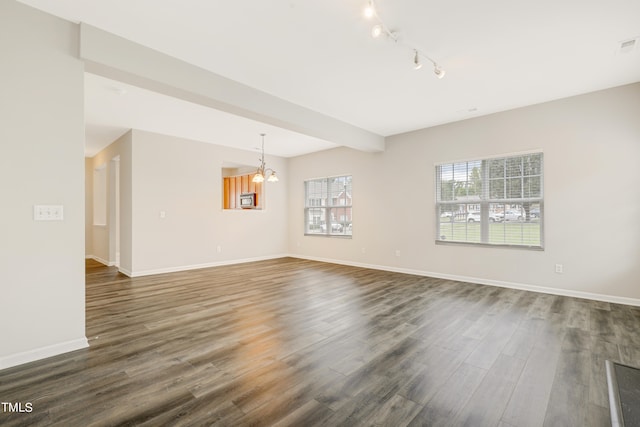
305, 175, 352, 236
436, 152, 543, 248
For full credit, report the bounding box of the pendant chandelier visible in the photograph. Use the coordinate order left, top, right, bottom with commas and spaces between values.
252, 133, 278, 183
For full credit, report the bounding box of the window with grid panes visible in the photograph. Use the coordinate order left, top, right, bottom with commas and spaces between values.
305, 175, 352, 236
436, 152, 543, 248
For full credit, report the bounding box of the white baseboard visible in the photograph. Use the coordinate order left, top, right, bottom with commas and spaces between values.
0, 337, 89, 371
118, 266, 133, 277
125, 254, 290, 278
85, 255, 115, 267
289, 254, 640, 307
92, 252, 640, 306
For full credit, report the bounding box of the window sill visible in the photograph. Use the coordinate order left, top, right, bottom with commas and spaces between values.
304, 233, 352, 239
435, 240, 544, 251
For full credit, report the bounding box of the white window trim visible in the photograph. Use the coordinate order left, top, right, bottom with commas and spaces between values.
304, 175, 352, 238
435, 152, 544, 249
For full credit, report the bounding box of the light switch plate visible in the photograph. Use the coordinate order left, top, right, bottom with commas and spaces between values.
34, 205, 64, 221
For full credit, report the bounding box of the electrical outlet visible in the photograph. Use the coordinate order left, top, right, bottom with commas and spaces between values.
555, 264, 563, 274
395, 249, 401, 257
217, 245, 222, 253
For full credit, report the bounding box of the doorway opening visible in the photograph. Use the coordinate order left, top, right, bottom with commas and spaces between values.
109, 156, 120, 267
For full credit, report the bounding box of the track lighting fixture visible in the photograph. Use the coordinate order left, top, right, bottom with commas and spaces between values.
414, 49, 446, 78
369, 22, 397, 41
364, 0, 445, 79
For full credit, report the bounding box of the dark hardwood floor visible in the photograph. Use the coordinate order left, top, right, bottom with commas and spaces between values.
1, 257, 639, 426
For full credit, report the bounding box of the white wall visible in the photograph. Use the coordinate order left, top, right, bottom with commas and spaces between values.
131, 130, 289, 275
0, 1, 87, 368
85, 158, 94, 257
90, 130, 289, 276
288, 83, 640, 303
87, 131, 132, 271
2, 0, 635, 370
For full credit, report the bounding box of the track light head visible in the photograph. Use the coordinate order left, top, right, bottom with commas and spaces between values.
371, 24, 383, 38
364, 1, 375, 19
433, 65, 446, 79
413, 50, 423, 70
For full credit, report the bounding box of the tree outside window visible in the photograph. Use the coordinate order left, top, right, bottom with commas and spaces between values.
305, 175, 352, 236
436, 153, 543, 248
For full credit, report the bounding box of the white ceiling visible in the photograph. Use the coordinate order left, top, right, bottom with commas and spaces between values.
18, 0, 640, 157
84, 73, 338, 157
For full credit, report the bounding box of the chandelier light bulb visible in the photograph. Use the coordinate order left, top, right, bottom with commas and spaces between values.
434, 66, 446, 79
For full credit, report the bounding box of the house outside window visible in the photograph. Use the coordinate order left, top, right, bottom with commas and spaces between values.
305, 175, 352, 236
436, 152, 543, 248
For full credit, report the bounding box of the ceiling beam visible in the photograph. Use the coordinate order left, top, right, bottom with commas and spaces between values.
79, 23, 384, 153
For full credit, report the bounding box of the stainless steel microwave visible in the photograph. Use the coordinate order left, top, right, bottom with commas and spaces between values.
239, 192, 256, 209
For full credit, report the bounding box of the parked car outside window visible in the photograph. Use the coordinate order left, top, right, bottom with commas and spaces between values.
467, 211, 503, 222
503, 210, 523, 221
321, 222, 343, 232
